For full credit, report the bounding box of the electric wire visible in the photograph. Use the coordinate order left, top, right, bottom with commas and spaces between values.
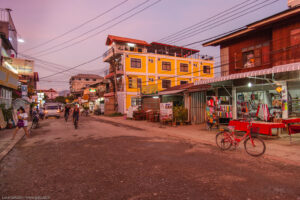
164, 0, 280, 45
32, 0, 155, 57
21, 0, 129, 53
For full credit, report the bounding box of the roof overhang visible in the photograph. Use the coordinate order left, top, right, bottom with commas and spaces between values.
158, 89, 185, 95
194, 62, 300, 86
203, 7, 300, 47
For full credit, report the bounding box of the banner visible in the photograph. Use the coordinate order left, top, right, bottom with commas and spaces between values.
160, 102, 173, 121
2, 57, 34, 75
21, 85, 28, 98
141, 85, 158, 95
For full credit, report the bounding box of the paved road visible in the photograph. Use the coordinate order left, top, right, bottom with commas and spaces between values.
0, 116, 299, 200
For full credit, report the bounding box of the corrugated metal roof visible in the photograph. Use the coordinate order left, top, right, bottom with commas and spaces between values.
194, 62, 300, 85
106, 35, 149, 46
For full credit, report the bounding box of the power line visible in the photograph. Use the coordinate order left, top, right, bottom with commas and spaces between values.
32, 0, 153, 57
21, 0, 129, 53
39, 55, 103, 79
157, 0, 256, 43
165, 0, 279, 45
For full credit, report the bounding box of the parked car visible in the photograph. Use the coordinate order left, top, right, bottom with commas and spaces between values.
44, 103, 60, 119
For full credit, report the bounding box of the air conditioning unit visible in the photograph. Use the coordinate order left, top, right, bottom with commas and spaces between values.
288, 0, 300, 7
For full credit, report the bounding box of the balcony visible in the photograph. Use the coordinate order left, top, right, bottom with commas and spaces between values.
0, 9, 17, 53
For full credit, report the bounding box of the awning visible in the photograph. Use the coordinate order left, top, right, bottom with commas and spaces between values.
194, 62, 300, 86
158, 89, 185, 95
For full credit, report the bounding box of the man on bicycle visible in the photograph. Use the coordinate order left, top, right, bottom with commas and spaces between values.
72, 105, 80, 125
64, 105, 71, 121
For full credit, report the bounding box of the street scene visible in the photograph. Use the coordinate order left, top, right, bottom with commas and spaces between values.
0, 0, 300, 199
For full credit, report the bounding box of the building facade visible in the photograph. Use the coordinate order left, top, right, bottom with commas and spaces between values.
69, 74, 103, 97
103, 35, 214, 114
197, 3, 300, 120
0, 8, 18, 108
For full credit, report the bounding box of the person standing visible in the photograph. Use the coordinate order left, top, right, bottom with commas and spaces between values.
12, 107, 29, 140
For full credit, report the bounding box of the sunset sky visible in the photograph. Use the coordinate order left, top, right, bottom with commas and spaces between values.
0, 0, 287, 91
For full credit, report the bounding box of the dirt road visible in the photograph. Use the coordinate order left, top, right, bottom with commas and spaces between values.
0, 116, 299, 200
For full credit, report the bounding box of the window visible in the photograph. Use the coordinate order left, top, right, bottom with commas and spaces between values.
128, 77, 133, 88
78, 78, 81, 80
86, 78, 90, 81
162, 61, 171, 71
193, 63, 197, 67
180, 81, 188, 85
131, 97, 142, 106
242, 50, 255, 68
137, 78, 142, 89
149, 78, 154, 82
149, 58, 154, 63
162, 80, 171, 89
130, 47, 134, 51
203, 65, 211, 74
138, 48, 142, 52
291, 28, 300, 45
131, 58, 141, 68
93, 79, 96, 81
180, 63, 188, 72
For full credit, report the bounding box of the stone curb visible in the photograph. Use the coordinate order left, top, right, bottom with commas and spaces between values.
0, 122, 32, 163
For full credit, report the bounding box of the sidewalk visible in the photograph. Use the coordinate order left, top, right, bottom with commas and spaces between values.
0, 127, 26, 162
92, 115, 300, 166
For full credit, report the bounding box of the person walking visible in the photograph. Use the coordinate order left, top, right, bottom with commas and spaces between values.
12, 107, 30, 140
72, 105, 80, 129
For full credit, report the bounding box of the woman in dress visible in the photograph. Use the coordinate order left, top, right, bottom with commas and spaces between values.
12, 107, 30, 140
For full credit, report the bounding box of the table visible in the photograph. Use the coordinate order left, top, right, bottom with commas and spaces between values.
229, 120, 286, 136
282, 118, 300, 136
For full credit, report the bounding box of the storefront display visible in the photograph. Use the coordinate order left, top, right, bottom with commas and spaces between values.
236, 90, 282, 122
206, 96, 232, 125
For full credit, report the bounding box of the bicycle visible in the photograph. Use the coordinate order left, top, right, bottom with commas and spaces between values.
74, 117, 78, 129
31, 113, 39, 129
64, 112, 69, 122
216, 122, 266, 157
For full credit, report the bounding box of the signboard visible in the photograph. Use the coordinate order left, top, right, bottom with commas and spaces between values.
141, 85, 158, 95
83, 94, 89, 100
89, 88, 96, 93
21, 85, 28, 98
160, 102, 173, 121
2, 57, 34, 75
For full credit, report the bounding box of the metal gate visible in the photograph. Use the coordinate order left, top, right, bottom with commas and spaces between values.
191, 92, 206, 124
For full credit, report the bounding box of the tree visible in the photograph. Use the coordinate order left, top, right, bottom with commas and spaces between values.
55, 96, 66, 104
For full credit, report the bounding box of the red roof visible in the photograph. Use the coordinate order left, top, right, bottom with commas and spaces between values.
106, 35, 149, 46
150, 42, 199, 53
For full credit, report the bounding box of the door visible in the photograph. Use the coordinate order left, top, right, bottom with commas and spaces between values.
191, 92, 206, 124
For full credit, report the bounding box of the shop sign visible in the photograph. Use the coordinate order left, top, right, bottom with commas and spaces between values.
0, 65, 18, 90
141, 85, 158, 95
2, 57, 34, 75
89, 88, 96, 93
21, 85, 28, 98
160, 102, 173, 121
83, 94, 89, 100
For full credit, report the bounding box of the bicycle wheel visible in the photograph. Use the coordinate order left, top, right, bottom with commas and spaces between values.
244, 137, 266, 157
216, 132, 232, 150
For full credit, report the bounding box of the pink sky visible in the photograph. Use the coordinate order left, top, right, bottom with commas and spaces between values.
0, 0, 287, 91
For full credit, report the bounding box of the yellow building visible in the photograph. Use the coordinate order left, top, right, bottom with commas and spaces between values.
103, 35, 214, 114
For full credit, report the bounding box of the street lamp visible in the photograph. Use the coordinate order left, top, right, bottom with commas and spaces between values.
17, 38, 25, 43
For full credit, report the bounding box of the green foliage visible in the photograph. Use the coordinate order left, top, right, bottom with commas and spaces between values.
0, 104, 13, 123
108, 112, 123, 117
55, 96, 66, 103
173, 105, 188, 122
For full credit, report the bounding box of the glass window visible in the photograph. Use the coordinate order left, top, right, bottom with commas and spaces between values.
137, 78, 142, 89
131, 58, 141, 68
180, 81, 188, 85
93, 79, 96, 81
128, 77, 133, 88
203, 65, 211, 74
162, 61, 171, 71
180, 63, 188, 72
162, 80, 171, 89
86, 78, 89, 81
